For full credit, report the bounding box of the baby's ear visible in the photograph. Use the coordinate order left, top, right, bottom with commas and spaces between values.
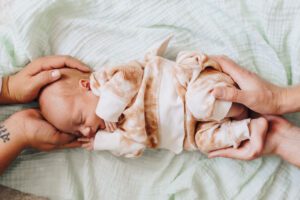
79, 79, 91, 90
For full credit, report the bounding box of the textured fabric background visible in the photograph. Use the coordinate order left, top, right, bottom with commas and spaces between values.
0, 0, 300, 199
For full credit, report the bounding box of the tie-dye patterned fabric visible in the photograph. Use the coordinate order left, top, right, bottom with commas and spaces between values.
90, 38, 251, 157
1, 1, 300, 200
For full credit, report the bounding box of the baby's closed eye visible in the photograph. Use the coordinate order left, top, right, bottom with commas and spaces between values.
72, 131, 81, 136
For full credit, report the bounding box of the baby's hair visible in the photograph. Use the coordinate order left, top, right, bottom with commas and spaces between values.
38, 68, 91, 111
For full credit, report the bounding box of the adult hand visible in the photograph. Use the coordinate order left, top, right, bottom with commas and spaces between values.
0, 109, 81, 174
211, 56, 286, 115
208, 115, 269, 161
14, 109, 81, 151
1, 55, 90, 103
208, 115, 300, 168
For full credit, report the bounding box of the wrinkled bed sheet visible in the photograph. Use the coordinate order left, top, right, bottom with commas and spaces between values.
0, 0, 300, 199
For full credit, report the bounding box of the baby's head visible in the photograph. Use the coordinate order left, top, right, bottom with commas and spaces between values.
39, 68, 105, 137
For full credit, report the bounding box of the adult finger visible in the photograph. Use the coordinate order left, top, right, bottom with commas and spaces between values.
263, 115, 288, 124
31, 69, 62, 91
49, 132, 76, 146
208, 146, 248, 160
78, 138, 91, 142
212, 86, 250, 105
82, 143, 93, 150
250, 119, 267, 154
211, 55, 251, 84
59, 141, 82, 149
28, 56, 91, 75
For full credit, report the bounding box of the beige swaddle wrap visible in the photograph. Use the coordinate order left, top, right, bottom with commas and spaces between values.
90, 36, 250, 157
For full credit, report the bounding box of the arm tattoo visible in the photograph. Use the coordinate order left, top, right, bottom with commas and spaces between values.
0, 123, 10, 143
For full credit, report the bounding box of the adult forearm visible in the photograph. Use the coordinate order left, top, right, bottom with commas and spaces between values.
272, 124, 300, 168
0, 76, 14, 104
278, 85, 300, 114
0, 119, 26, 174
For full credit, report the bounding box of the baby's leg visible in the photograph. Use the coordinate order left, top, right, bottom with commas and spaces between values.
195, 117, 268, 153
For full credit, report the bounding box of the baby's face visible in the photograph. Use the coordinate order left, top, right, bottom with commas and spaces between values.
60, 92, 105, 137
39, 70, 105, 137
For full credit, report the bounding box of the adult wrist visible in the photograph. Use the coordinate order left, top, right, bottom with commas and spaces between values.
0, 116, 27, 174
276, 87, 288, 114
270, 124, 300, 161
261, 129, 279, 157
0, 76, 14, 104
277, 86, 300, 114
3, 114, 28, 150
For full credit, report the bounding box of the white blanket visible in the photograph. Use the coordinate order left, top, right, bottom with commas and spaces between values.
1, 0, 300, 199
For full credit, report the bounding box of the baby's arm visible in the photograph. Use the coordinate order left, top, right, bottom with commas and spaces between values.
79, 129, 146, 158
91, 61, 144, 122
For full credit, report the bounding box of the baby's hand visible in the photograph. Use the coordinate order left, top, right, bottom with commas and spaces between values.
78, 137, 94, 151
104, 121, 117, 132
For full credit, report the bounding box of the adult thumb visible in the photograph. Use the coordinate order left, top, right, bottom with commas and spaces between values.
33, 70, 61, 90
212, 87, 248, 105
51, 131, 76, 146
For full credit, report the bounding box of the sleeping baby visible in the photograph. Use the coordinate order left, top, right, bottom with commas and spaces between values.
39, 37, 267, 157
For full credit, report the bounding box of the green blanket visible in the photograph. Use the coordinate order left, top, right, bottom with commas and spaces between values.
1, 0, 300, 199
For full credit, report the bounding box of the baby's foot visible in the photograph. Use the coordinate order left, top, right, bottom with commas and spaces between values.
249, 117, 268, 140
230, 117, 267, 149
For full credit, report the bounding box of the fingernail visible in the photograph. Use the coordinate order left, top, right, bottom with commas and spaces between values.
51, 70, 61, 78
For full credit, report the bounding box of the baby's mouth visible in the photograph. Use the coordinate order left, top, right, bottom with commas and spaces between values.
71, 131, 81, 137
